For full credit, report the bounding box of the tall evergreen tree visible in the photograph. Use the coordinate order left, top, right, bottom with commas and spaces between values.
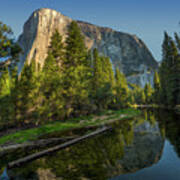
0, 68, 11, 124
40, 30, 66, 121
153, 71, 161, 103
65, 21, 88, 67
159, 32, 180, 106
174, 32, 180, 51
92, 48, 102, 91
64, 21, 91, 117
113, 68, 129, 108
0, 66, 18, 125
159, 32, 173, 105
91, 49, 116, 110
0, 21, 21, 69
48, 29, 64, 67
144, 83, 153, 104
15, 61, 41, 125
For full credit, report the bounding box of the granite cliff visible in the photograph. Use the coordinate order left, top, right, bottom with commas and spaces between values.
18, 8, 158, 87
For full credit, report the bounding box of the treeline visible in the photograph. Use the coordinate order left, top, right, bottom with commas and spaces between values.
153, 31, 180, 107
0, 21, 153, 127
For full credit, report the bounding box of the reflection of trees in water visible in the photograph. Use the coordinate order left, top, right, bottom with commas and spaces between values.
143, 109, 156, 127
156, 109, 180, 158
8, 120, 135, 180
3, 112, 167, 180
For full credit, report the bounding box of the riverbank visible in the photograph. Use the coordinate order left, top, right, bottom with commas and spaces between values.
0, 108, 141, 146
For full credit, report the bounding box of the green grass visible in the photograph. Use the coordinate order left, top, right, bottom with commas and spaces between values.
0, 108, 141, 145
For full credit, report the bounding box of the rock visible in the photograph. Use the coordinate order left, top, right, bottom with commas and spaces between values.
18, 8, 158, 87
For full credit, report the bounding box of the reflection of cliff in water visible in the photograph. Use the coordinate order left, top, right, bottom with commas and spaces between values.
9, 115, 164, 180
110, 121, 164, 177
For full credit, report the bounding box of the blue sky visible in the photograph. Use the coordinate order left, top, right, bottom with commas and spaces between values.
0, 0, 180, 61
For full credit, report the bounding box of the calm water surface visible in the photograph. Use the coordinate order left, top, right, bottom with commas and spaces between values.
1, 109, 180, 180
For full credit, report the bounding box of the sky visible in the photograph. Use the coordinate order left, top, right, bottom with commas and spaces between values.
0, 0, 180, 61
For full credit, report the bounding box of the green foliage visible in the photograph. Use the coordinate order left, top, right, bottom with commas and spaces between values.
65, 21, 87, 67
158, 31, 180, 106
112, 68, 129, 108
0, 108, 140, 145
131, 84, 146, 104
0, 66, 18, 125
0, 21, 139, 128
0, 21, 12, 57
144, 83, 153, 104
63, 21, 92, 117
15, 61, 41, 125
39, 31, 65, 122
0, 21, 21, 68
48, 29, 64, 61
153, 71, 161, 103
91, 49, 116, 110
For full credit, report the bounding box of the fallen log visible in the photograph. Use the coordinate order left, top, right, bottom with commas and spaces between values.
7, 126, 112, 169
0, 136, 77, 153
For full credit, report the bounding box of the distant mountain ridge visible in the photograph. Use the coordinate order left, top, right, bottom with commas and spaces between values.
18, 8, 158, 87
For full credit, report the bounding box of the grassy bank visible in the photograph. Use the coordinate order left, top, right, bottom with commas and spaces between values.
0, 108, 141, 146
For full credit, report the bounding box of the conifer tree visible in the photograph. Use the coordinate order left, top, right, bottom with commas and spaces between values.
153, 71, 161, 103
114, 68, 129, 108
159, 32, 180, 106
131, 85, 145, 105
0, 68, 11, 123
140, 90, 146, 105
65, 21, 88, 67
174, 32, 180, 51
144, 83, 153, 104
92, 48, 102, 90
48, 29, 64, 66
159, 32, 172, 104
91, 49, 116, 110
40, 31, 66, 121
64, 21, 91, 117
15, 61, 41, 125
0, 21, 21, 68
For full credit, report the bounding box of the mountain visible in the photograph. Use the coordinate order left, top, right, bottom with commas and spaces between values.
18, 8, 158, 87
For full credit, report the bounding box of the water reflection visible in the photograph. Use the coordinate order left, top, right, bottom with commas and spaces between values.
1, 109, 180, 180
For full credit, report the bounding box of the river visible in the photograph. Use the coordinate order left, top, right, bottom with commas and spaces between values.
1, 109, 180, 180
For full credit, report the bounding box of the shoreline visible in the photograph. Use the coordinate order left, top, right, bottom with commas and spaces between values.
0, 108, 141, 148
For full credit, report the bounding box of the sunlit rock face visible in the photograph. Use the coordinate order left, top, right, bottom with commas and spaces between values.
18, 8, 72, 70
18, 8, 158, 86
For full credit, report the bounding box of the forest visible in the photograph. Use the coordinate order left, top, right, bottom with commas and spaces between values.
0, 20, 179, 129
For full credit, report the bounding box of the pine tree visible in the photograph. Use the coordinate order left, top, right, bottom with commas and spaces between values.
0, 21, 21, 67
174, 32, 180, 51
0, 21, 13, 58
159, 32, 173, 105
144, 83, 153, 104
140, 90, 146, 105
0, 66, 18, 125
40, 30, 66, 121
15, 61, 41, 125
153, 71, 161, 103
92, 48, 102, 91
131, 84, 146, 105
159, 32, 180, 106
91, 49, 116, 110
48, 29, 64, 67
65, 21, 88, 67
63, 21, 91, 117
113, 68, 129, 108
0, 68, 11, 124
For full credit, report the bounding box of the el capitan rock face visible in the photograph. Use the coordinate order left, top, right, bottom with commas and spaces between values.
18, 8, 158, 87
